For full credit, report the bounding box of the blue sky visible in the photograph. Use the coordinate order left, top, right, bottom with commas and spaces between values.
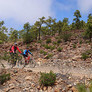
0, 0, 92, 31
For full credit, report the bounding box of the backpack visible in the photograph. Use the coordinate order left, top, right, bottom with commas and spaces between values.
10, 45, 17, 53
10, 45, 13, 52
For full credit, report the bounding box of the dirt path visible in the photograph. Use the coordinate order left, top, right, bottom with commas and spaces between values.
25, 66, 92, 79
1, 60, 92, 79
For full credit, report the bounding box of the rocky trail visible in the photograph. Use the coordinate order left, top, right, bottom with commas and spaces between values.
1, 59, 92, 92
1, 59, 92, 79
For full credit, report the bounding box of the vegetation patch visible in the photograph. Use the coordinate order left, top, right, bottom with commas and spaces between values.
76, 83, 86, 92
1, 52, 10, 61
79, 40, 82, 44
73, 44, 76, 48
0, 40, 3, 44
82, 53, 89, 60
37, 40, 42, 43
57, 39, 62, 43
39, 71, 56, 86
81, 50, 92, 60
55, 36, 60, 39
76, 81, 92, 92
46, 38, 51, 44
53, 41, 57, 45
57, 47, 63, 52
61, 33, 72, 42
44, 44, 51, 49
50, 46, 55, 50
45, 53, 53, 59
0, 73, 10, 84
40, 50, 47, 55
43, 44, 55, 50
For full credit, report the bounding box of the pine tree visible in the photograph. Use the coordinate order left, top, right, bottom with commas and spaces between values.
73, 10, 81, 29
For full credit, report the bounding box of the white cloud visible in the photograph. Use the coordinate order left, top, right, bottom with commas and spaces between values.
77, 0, 92, 14
0, 0, 54, 24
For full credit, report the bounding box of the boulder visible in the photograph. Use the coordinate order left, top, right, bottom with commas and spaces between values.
71, 86, 78, 92
25, 76, 32, 80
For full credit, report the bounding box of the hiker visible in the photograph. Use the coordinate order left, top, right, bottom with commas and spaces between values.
22, 47, 33, 65
10, 43, 22, 66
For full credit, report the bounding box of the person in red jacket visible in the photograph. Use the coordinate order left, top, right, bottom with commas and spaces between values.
10, 43, 22, 54
10, 43, 22, 66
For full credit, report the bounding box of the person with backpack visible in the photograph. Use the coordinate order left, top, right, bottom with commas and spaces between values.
10, 43, 22, 54
10, 43, 22, 66
22, 47, 33, 65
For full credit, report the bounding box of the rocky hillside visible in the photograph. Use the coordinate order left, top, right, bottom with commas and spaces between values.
0, 31, 92, 92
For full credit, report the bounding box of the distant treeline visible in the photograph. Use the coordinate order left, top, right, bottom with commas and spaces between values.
0, 10, 92, 44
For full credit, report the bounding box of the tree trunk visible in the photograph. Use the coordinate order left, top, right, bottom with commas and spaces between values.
89, 35, 91, 42
39, 25, 41, 40
36, 31, 37, 40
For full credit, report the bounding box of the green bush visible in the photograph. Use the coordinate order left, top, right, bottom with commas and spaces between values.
45, 53, 53, 59
55, 36, 60, 39
43, 52, 47, 55
27, 44, 30, 47
2, 52, 10, 61
81, 53, 89, 60
44, 44, 51, 49
0, 40, 3, 44
44, 45, 55, 50
86, 50, 92, 55
40, 50, 44, 54
0, 73, 10, 84
40, 50, 47, 55
37, 40, 42, 43
53, 41, 57, 45
57, 47, 63, 52
39, 71, 56, 86
46, 38, 51, 44
0, 55, 2, 60
50, 46, 55, 50
79, 40, 82, 44
81, 50, 92, 60
22, 29, 36, 44
73, 44, 76, 48
85, 40, 90, 43
76, 83, 86, 92
89, 81, 92, 92
57, 39, 62, 43
61, 33, 71, 42
76, 82, 92, 92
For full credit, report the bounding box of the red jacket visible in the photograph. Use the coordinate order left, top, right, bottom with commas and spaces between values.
10, 46, 22, 53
